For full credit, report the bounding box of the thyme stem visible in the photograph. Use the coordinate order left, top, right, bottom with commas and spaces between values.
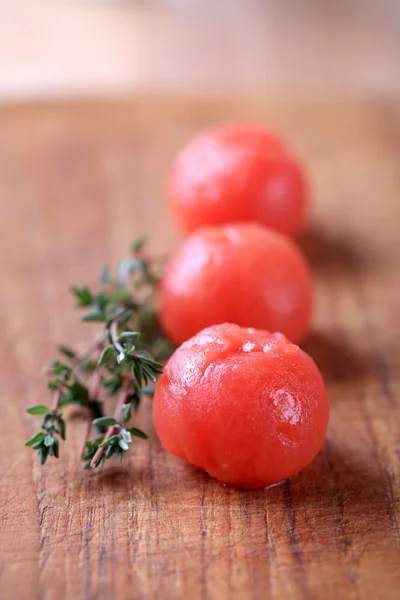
110, 320, 125, 355
25, 238, 169, 469
90, 383, 130, 468
80, 369, 103, 456
50, 387, 62, 413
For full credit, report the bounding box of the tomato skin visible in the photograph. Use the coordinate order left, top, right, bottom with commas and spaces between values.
159, 222, 313, 346
153, 324, 329, 489
169, 125, 308, 236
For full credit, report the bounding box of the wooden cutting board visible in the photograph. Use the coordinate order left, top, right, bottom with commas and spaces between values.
0, 98, 399, 600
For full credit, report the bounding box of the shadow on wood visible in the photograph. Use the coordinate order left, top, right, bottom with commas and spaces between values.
91, 466, 139, 489
298, 225, 364, 273
295, 440, 391, 510
302, 330, 367, 382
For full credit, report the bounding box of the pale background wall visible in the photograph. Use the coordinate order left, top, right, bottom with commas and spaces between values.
1, 0, 399, 100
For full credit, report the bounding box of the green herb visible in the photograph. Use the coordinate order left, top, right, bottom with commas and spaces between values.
25, 239, 173, 469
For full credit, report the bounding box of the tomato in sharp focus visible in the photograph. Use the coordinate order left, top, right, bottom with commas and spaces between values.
153, 323, 329, 489
159, 222, 313, 346
169, 124, 308, 236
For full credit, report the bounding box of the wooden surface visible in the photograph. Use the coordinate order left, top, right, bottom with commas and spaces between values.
0, 98, 399, 599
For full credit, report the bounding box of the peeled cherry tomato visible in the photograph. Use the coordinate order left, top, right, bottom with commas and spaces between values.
159, 222, 313, 346
169, 124, 308, 236
153, 323, 329, 489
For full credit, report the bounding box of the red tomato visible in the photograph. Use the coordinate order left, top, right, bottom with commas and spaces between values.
169, 124, 308, 236
153, 323, 329, 489
159, 222, 313, 346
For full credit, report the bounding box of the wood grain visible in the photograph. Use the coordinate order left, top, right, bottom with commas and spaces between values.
0, 98, 399, 599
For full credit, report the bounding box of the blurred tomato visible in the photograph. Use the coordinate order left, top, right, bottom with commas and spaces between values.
169, 125, 308, 236
159, 222, 313, 346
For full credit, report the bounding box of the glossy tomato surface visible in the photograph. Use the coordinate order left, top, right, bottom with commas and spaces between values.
169, 124, 308, 236
159, 222, 313, 346
153, 324, 329, 489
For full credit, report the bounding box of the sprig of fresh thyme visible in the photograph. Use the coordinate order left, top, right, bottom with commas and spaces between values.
25, 240, 172, 469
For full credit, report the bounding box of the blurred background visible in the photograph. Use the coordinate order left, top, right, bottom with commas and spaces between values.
1, 0, 399, 100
